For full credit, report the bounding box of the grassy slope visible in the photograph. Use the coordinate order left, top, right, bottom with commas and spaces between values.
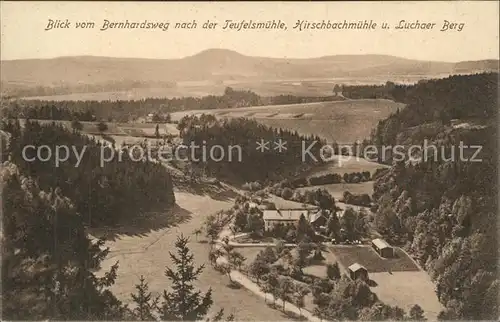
171, 99, 403, 143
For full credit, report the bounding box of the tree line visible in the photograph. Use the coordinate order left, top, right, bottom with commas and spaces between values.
2, 87, 343, 123
1, 119, 176, 226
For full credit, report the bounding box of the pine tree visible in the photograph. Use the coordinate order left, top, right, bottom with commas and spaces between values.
409, 304, 426, 321
130, 275, 159, 321
155, 124, 160, 139
158, 234, 213, 321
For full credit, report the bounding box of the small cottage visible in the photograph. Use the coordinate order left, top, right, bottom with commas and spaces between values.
348, 263, 368, 281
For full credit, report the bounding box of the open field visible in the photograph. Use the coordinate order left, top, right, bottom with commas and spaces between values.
329, 246, 419, 273
298, 181, 374, 201
16, 80, 336, 101
369, 272, 444, 320
94, 188, 293, 321
14, 73, 436, 102
170, 99, 404, 143
304, 157, 389, 178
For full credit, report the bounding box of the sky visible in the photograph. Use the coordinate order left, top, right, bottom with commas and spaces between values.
1, 1, 499, 62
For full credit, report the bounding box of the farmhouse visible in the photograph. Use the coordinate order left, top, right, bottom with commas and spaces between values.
348, 263, 369, 281
146, 113, 155, 123
263, 209, 309, 231
308, 210, 327, 228
371, 238, 394, 258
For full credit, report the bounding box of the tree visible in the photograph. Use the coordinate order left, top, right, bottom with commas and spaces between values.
158, 235, 213, 321
204, 215, 220, 243
313, 292, 330, 321
359, 303, 406, 321
228, 251, 246, 271
96, 121, 108, 133
326, 212, 341, 240
281, 187, 293, 200
257, 247, 278, 264
277, 277, 294, 311
71, 119, 83, 132
296, 241, 314, 269
341, 207, 359, 241
246, 212, 264, 237
293, 284, 310, 317
248, 258, 269, 285
217, 262, 233, 283
264, 271, 280, 305
208, 247, 224, 267
155, 124, 160, 139
326, 262, 341, 280
193, 228, 203, 242
130, 275, 159, 321
409, 304, 426, 321
296, 214, 314, 242
233, 210, 247, 231
164, 113, 172, 123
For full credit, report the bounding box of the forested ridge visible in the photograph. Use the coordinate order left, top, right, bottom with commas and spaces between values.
1, 119, 176, 226
2, 87, 342, 122
369, 73, 498, 319
179, 114, 324, 182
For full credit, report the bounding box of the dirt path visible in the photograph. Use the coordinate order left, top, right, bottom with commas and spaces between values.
96, 191, 293, 321
216, 229, 322, 322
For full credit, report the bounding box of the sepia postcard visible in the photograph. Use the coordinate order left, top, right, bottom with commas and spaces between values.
0, 1, 499, 321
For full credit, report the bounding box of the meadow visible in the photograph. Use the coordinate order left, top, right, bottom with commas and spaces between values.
16, 75, 427, 102
298, 181, 374, 201
171, 99, 403, 143
329, 245, 419, 273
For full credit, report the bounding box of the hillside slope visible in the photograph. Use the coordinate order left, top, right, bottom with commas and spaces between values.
369, 73, 498, 320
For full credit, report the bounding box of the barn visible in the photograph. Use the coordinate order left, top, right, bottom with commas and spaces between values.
371, 238, 394, 258
348, 263, 368, 281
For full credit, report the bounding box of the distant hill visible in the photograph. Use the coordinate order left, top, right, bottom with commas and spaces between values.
1, 49, 498, 94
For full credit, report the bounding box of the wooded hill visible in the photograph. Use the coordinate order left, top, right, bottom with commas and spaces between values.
368, 73, 498, 320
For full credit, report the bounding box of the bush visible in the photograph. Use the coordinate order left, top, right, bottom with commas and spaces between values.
281, 187, 294, 200
96, 121, 108, 132
343, 191, 371, 207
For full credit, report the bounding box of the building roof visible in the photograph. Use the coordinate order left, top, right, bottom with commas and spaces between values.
348, 263, 367, 272
372, 238, 392, 250
247, 202, 258, 209
263, 209, 309, 221
309, 211, 325, 224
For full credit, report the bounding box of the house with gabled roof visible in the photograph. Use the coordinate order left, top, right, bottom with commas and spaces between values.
263, 207, 320, 231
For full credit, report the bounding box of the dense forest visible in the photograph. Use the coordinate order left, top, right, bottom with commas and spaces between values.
1, 162, 128, 319
369, 73, 498, 319
2, 87, 342, 122
179, 114, 324, 182
1, 162, 233, 320
1, 120, 176, 226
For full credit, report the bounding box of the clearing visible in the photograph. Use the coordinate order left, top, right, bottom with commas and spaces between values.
368, 271, 444, 321
297, 181, 373, 202
304, 156, 389, 178
93, 187, 292, 321
329, 245, 419, 273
